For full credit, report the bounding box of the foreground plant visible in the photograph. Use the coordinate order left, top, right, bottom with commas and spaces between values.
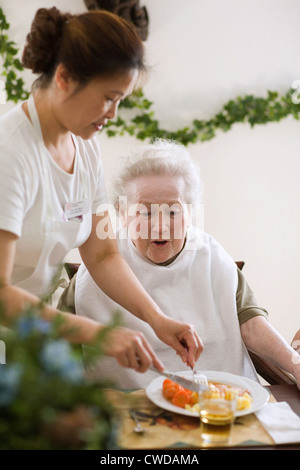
0, 304, 117, 450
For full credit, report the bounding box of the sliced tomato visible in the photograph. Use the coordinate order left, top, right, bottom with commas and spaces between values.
171, 389, 191, 408
163, 384, 182, 400
162, 378, 173, 390
163, 382, 183, 400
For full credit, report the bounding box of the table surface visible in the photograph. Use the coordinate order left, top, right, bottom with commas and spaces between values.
249, 384, 300, 450
267, 384, 300, 416
108, 384, 300, 450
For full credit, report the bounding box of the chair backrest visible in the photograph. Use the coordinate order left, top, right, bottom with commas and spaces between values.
64, 261, 296, 386
235, 261, 245, 271
248, 350, 296, 385
65, 262, 80, 280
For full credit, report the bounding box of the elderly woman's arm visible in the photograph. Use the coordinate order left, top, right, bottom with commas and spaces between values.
79, 213, 203, 368
240, 316, 300, 389
292, 329, 300, 350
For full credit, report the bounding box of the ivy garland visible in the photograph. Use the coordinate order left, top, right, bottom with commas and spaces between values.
111, 88, 300, 144
0, 8, 29, 102
1, 7, 299, 145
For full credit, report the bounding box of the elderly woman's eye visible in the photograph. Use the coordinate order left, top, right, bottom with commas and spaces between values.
138, 211, 151, 218
169, 209, 182, 217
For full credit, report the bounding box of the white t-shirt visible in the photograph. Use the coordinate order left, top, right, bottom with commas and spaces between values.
0, 102, 106, 291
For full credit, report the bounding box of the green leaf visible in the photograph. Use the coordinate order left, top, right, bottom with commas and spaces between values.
0, 7, 29, 103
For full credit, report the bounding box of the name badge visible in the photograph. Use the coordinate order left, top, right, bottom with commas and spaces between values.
64, 199, 89, 221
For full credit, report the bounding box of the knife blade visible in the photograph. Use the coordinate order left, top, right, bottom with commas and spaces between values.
150, 367, 208, 393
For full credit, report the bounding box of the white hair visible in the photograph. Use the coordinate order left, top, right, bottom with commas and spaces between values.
111, 139, 203, 209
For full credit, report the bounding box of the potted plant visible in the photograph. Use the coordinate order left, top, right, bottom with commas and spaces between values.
0, 303, 117, 450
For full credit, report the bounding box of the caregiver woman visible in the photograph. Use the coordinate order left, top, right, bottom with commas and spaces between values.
0, 7, 202, 372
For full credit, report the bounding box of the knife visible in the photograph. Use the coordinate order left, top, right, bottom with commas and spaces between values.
150, 366, 209, 394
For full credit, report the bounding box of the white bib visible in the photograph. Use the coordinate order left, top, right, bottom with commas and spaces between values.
76, 226, 259, 388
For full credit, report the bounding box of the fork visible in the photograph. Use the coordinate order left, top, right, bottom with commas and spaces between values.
149, 366, 209, 392
192, 369, 208, 387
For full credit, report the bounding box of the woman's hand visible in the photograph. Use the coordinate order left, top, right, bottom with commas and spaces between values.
100, 326, 164, 372
150, 316, 204, 368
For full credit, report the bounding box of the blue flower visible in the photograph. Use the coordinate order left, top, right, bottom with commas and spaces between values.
16, 316, 51, 339
0, 364, 22, 406
40, 340, 73, 369
39, 340, 84, 383
60, 360, 84, 383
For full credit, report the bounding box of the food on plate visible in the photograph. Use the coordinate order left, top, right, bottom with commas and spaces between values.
162, 378, 198, 409
162, 378, 252, 411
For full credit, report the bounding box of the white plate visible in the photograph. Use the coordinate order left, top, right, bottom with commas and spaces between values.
145, 370, 269, 417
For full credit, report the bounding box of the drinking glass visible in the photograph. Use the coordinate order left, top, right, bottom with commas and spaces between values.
199, 389, 237, 444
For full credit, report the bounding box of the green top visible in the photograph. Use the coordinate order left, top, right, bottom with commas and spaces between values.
236, 268, 268, 325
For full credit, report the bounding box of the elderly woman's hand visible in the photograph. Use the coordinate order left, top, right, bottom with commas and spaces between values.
100, 326, 164, 372
150, 316, 204, 368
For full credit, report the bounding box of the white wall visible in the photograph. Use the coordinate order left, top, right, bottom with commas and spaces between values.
1, 0, 299, 343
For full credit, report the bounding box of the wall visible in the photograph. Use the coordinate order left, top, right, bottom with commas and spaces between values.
1, 0, 299, 343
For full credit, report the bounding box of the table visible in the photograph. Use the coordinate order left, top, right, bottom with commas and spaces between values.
268, 384, 300, 417
106, 384, 300, 450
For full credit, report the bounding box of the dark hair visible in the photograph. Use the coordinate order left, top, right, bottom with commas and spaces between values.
22, 6, 146, 88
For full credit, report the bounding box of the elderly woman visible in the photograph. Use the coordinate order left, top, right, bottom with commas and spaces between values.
60, 139, 300, 389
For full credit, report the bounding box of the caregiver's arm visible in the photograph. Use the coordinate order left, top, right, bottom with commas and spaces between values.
79, 213, 203, 368
241, 316, 300, 389
0, 229, 160, 372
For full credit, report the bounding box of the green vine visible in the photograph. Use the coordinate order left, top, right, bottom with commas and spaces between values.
0, 7, 29, 102
112, 88, 300, 145
0, 6, 299, 144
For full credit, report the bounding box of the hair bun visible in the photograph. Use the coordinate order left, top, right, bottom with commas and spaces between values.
22, 7, 72, 74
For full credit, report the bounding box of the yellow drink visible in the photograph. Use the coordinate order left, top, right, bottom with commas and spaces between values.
199, 399, 235, 444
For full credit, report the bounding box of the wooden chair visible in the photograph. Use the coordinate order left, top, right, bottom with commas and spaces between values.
64, 262, 80, 281
235, 261, 245, 271
64, 261, 296, 386
248, 350, 295, 385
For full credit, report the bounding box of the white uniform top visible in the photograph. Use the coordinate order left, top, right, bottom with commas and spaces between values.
75, 226, 259, 389
0, 97, 106, 297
